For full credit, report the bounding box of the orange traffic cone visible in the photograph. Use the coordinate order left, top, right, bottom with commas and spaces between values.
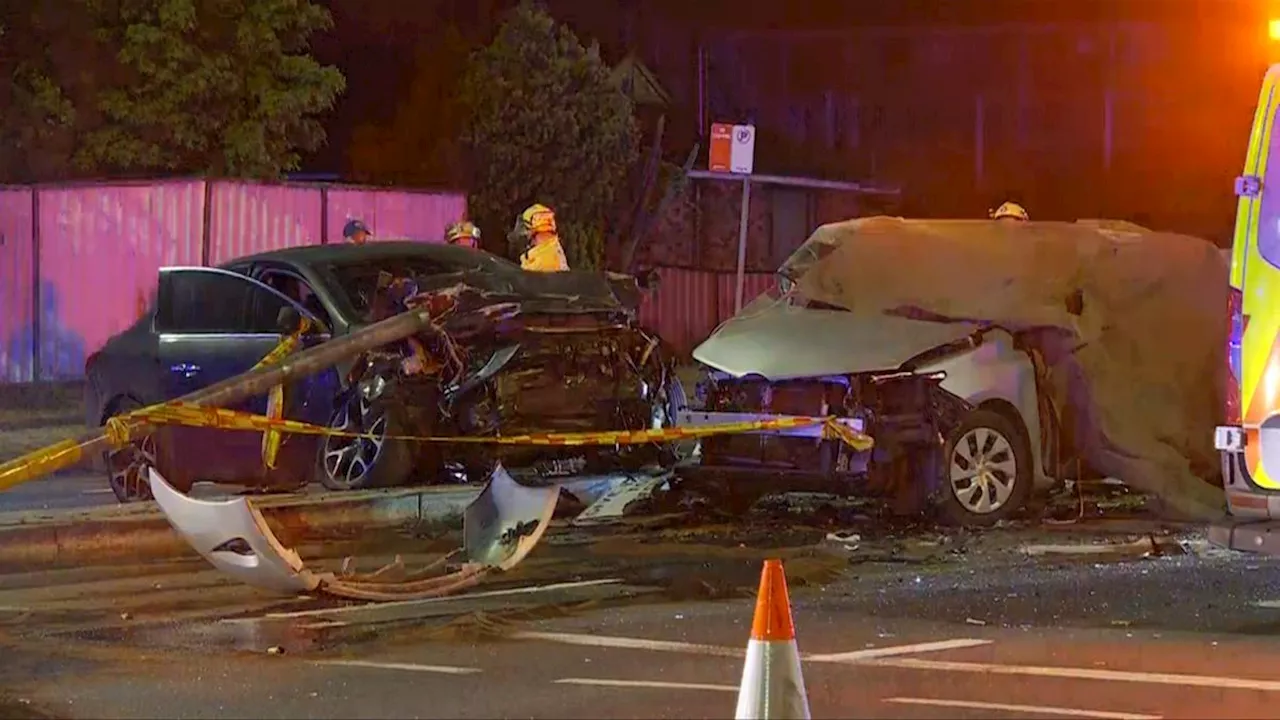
734, 559, 810, 719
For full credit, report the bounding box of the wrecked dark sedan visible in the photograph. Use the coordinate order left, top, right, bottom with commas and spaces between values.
84, 241, 683, 503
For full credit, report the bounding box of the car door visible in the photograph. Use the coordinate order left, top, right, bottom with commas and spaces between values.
153, 266, 321, 483
248, 263, 342, 428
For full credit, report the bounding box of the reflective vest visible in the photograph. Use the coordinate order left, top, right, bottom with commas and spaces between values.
521, 235, 569, 272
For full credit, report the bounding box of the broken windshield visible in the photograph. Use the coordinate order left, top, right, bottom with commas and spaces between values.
778, 229, 841, 281
325, 250, 521, 317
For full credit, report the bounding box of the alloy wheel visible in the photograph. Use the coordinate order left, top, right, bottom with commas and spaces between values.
948, 426, 1018, 514
321, 396, 388, 489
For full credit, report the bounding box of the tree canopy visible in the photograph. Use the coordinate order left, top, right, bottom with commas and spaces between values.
458, 1, 639, 268
0, 0, 345, 182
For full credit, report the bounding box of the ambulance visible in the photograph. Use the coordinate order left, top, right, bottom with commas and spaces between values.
1211, 62, 1280, 554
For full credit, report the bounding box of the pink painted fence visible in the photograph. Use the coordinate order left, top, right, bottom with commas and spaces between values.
0, 180, 466, 382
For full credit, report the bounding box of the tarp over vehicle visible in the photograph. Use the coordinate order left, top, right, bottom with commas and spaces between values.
785, 216, 1228, 520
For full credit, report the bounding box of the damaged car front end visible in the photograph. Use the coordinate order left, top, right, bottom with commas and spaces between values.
679, 237, 1047, 525
317, 257, 681, 493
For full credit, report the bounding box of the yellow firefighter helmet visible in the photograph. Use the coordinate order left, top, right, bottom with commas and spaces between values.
519, 203, 557, 236
990, 201, 1029, 222
445, 221, 481, 245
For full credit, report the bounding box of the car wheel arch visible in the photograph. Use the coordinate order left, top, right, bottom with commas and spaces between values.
974, 398, 1031, 447
100, 392, 149, 426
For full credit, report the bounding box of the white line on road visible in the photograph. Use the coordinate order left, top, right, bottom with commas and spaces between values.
313, 660, 481, 675
519, 631, 1280, 694
885, 697, 1161, 720
247, 578, 623, 620
867, 657, 1280, 693
556, 678, 736, 693
807, 638, 991, 662
81, 488, 115, 495
510, 631, 745, 658
515, 631, 988, 663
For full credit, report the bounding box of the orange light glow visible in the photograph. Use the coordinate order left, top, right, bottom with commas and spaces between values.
1270, 18, 1280, 40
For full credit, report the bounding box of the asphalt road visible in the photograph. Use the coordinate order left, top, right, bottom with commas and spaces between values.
5, 537, 1280, 719
0, 472, 116, 513
0, 472, 291, 515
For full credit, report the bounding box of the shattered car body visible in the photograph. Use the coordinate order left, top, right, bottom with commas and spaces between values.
681, 229, 1050, 525
86, 241, 682, 501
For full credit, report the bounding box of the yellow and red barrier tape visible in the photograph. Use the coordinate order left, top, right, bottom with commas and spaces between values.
106, 404, 876, 452
254, 317, 311, 469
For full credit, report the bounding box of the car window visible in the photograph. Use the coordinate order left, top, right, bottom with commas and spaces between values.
259, 269, 332, 329
326, 258, 450, 316
1258, 109, 1280, 269
157, 269, 294, 334
247, 285, 295, 334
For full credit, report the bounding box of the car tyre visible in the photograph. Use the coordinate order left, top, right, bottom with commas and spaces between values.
316, 391, 413, 491
103, 397, 159, 504
938, 408, 1032, 527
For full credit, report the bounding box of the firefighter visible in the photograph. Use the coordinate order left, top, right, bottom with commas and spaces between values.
343, 219, 373, 244
512, 203, 569, 272
445, 221, 481, 248
990, 201, 1029, 222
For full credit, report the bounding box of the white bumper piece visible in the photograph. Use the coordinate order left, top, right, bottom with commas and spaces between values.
148, 466, 320, 595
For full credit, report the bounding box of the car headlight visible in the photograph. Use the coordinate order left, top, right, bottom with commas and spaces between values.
359, 375, 387, 401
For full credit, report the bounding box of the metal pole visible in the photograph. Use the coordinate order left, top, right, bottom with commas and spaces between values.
320, 186, 330, 244
733, 176, 752, 313
200, 180, 213, 266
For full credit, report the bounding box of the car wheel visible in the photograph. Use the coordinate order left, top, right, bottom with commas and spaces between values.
651, 374, 692, 466
316, 393, 413, 491
938, 409, 1032, 526
103, 398, 158, 504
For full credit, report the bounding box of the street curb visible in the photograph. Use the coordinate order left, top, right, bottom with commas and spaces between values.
0, 486, 479, 571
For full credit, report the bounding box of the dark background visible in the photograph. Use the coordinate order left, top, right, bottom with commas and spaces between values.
309, 0, 1274, 244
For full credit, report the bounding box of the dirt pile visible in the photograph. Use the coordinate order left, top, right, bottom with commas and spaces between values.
789, 217, 1228, 521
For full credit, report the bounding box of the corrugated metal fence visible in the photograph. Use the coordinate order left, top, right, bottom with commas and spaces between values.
638, 268, 775, 357
0, 179, 466, 382
0, 178, 778, 381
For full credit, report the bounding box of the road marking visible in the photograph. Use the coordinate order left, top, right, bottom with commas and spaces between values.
867, 657, 1280, 692
885, 697, 1160, 720
807, 638, 991, 661
514, 631, 987, 663
556, 678, 736, 693
246, 578, 623, 620
313, 660, 481, 675
511, 631, 744, 658
82, 488, 115, 495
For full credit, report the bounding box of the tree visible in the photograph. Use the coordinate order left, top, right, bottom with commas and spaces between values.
0, 0, 89, 182
74, 0, 346, 178
458, 1, 639, 269
347, 25, 471, 188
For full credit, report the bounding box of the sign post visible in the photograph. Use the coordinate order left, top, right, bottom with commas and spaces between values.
708, 122, 756, 313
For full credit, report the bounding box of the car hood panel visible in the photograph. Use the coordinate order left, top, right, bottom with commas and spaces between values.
692, 300, 981, 380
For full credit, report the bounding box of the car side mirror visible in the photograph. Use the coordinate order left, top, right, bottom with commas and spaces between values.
276, 305, 302, 334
